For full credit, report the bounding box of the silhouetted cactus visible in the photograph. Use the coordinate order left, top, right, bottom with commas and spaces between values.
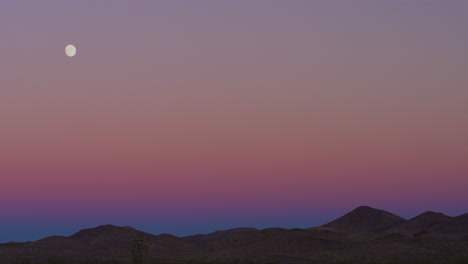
129, 235, 151, 264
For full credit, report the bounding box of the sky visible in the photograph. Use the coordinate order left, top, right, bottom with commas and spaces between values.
1, 0, 468, 242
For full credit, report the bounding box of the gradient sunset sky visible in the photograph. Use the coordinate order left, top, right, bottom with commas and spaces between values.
1, 0, 468, 242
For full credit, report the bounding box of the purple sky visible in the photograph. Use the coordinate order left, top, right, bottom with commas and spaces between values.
1, 0, 467, 242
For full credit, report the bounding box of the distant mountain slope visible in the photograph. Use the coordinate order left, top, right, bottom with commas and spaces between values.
323, 206, 406, 232
70, 224, 143, 239
70, 224, 152, 250
386, 211, 468, 240
70, 224, 196, 252
183, 228, 258, 242
34, 235, 90, 250
0, 207, 467, 264
201, 227, 344, 261
456, 213, 468, 221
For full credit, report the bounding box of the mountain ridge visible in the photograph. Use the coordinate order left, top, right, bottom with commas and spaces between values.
1, 206, 467, 264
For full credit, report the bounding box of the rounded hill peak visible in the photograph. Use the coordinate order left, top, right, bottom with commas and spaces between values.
324, 206, 405, 232
413, 211, 449, 220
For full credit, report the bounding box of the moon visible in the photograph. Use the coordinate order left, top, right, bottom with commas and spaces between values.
65, 44, 77, 57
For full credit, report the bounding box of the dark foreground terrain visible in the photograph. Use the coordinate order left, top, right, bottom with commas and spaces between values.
1, 206, 468, 264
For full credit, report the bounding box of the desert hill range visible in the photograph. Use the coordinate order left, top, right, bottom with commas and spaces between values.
1, 206, 468, 264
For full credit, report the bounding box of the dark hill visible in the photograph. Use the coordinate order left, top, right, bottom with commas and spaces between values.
1, 208, 468, 264
323, 206, 406, 232
201, 227, 343, 261
386, 211, 453, 237
70, 224, 142, 239
152, 233, 197, 250
387, 211, 468, 239
456, 213, 468, 221
70, 224, 153, 250
183, 228, 258, 242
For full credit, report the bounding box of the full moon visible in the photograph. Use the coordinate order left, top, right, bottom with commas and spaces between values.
65, 44, 77, 57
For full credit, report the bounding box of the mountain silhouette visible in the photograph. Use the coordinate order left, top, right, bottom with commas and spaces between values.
456, 212, 468, 221
70, 224, 152, 250
1, 206, 467, 264
323, 206, 406, 232
184, 227, 258, 242
387, 211, 468, 240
